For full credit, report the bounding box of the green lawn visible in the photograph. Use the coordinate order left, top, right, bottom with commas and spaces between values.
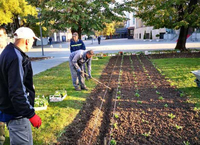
4, 57, 110, 145
152, 58, 200, 106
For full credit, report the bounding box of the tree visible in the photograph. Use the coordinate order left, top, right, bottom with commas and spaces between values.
134, 0, 200, 51
0, 0, 37, 31
96, 21, 124, 38
40, 0, 134, 39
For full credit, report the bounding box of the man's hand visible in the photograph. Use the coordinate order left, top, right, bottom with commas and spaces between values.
77, 69, 84, 77
29, 114, 42, 128
88, 73, 92, 79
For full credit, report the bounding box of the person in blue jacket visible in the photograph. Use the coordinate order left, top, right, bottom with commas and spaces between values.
70, 32, 92, 81
70, 32, 86, 53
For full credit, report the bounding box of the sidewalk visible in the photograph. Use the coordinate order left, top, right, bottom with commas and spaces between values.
27, 49, 70, 75
29, 39, 200, 75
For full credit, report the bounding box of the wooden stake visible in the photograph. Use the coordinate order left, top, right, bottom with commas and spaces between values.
78, 140, 81, 145
104, 137, 107, 145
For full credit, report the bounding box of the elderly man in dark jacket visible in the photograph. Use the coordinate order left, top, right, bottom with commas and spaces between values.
0, 27, 42, 145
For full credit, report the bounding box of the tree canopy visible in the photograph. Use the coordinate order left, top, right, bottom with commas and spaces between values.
134, 0, 200, 51
39, 0, 134, 38
0, 0, 37, 26
96, 21, 124, 37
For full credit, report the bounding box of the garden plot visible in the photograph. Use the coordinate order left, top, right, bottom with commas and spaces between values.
59, 55, 200, 145
60, 56, 122, 145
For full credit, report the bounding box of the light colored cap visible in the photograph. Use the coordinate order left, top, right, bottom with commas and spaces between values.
72, 32, 78, 36
14, 27, 40, 41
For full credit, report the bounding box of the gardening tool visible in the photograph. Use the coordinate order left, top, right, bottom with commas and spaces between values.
82, 72, 112, 90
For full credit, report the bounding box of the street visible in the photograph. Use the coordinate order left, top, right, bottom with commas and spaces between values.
27, 38, 200, 75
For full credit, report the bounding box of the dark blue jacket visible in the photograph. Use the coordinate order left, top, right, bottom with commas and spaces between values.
0, 43, 35, 120
70, 39, 86, 53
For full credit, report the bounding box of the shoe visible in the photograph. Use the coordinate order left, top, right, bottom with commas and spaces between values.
75, 87, 81, 91
81, 87, 88, 91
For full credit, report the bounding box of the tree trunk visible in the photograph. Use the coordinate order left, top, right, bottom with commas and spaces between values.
175, 26, 189, 52
110, 33, 112, 39
13, 15, 20, 31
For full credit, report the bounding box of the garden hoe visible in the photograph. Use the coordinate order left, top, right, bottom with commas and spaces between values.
82, 72, 112, 90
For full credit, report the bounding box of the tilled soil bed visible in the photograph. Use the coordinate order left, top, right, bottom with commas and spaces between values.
59, 55, 200, 145
148, 52, 200, 59
59, 56, 122, 145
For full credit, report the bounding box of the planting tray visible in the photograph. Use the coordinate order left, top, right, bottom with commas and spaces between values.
191, 70, 200, 88
49, 94, 67, 102
191, 70, 200, 80
35, 106, 47, 111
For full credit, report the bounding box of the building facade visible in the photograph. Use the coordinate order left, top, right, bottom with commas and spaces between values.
125, 11, 179, 41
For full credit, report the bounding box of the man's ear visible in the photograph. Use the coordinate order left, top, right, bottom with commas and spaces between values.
25, 39, 29, 45
25, 39, 29, 51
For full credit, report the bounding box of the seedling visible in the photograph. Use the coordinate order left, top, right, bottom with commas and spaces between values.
118, 102, 121, 105
117, 96, 121, 99
117, 91, 121, 94
154, 86, 157, 89
135, 93, 140, 97
158, 96, 164, 100
142, 119, 149, 124
110, 139, 117, 145
180, 93, 184, 97
183, 141, 190, 145
168, 113, 176, 119
114, 114, 119, 119
193, 107, 200, 112
142, 132, 151, 137
113, 123, 118, 129
156, 91, 161, 95
137, 100, 142, 104
175, 124, 183, 130
164, 104, 168, 108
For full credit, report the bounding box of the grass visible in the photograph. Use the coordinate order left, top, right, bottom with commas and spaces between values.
4, 57, 110, 144
152, 58, 200, 106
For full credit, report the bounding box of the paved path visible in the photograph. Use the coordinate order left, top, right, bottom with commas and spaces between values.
28, 39, 200, 75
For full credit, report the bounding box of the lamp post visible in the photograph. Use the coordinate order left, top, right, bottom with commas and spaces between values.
37, 8, 44, 56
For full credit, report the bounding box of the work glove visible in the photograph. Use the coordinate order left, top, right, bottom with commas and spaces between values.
77, 69, 84, 77
88, 73, 92, 79
29, 114, 42, 128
